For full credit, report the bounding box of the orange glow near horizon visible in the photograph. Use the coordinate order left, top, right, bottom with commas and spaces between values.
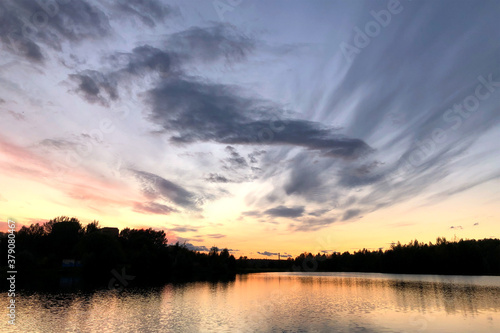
1, 133, 499, 260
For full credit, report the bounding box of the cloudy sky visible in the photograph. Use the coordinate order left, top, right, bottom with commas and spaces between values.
1, 0, 499, 257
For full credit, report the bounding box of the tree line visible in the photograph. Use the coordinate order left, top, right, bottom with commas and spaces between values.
0, 216, 236, 288
1, 217, 499, 289
286, 237, 500, 275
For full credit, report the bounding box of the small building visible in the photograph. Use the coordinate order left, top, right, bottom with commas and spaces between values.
101, 227, 119, 237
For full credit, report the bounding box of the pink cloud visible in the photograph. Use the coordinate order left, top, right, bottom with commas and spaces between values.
0, 220, 25, 233
0, 136, 149, 217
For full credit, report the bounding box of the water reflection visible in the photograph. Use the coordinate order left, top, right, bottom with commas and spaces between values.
2, 273, 499, 332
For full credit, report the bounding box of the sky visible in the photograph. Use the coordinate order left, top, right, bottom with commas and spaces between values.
1, 0, 499, 258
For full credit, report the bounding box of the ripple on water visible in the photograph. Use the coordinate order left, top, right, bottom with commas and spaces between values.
3, 273, 500, 332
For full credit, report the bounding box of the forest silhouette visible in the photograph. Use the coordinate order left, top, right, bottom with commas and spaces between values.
1, 216, 499, 289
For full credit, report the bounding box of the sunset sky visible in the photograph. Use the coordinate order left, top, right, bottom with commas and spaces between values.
1, 0, 499, 258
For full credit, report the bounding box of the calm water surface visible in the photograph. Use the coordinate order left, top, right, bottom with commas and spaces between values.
3, 272, 500, 332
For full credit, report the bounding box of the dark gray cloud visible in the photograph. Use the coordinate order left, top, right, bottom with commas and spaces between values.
283, 153, 331, 200
337, 161, 384, 188
257, 251, 290, 257
167, 23, 255, 63
68, 21, 252, 104
132, 170, 199, 210
223, 145, 248, 169
264, 205, 305, 218
183, 243, 209, 252
147, 76, 372, 159
450, 226, 463, 230
120, 45, 174, 76
205, 147, 262, 184
0, 0, 176, 63
341, 209, 362, 221
248, 150, 266, 163
205, 173, 231, 183
133, 201, 177, 215
242, 206, 335, 231
64, 21, 370, 164
67, 21, 254, 104
69, 70, 118, 106
207, 234, 226, 239
474, 223, 479, 226
45, 0, 111, 43
257, 251, 278, 257
70, 45, 174, 104
0, 0, 112, 61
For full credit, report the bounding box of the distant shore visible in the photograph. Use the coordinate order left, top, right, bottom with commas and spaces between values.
1, 217, 499, 290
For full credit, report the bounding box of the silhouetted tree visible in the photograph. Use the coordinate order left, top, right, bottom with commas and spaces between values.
4, 216, 500, 289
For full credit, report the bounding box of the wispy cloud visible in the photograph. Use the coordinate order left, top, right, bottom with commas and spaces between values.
264, 205, 305, 219
207, 233, 226, 239
1, 0, 499, 253
133, 202, 178, 215
132, 170, 200, 211
169, 224, 199, 233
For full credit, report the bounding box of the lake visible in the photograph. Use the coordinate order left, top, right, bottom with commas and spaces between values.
3, 272, 500, 332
